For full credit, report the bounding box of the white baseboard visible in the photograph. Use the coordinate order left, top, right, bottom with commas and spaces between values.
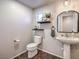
10, 50, 27, 59
38, 48, 63, 59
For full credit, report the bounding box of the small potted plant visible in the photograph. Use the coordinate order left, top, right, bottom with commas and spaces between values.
45, 12, 51, 21
42, 12, 51, 21
45, 13, 51, 18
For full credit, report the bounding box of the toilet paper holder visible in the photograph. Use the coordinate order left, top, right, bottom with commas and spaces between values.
14, 40, 20, 42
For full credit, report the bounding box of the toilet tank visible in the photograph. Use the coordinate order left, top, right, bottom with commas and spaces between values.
34, 36, 42, 44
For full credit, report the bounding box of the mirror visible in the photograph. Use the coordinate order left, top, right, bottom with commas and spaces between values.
57, 10, 79, 33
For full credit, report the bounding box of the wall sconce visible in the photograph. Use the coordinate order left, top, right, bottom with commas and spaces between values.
65, 0, 69, 6
64, 0, 71, 11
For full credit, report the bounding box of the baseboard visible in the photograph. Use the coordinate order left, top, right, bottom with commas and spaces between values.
38, 48, 63, 59
10, 50, 27, 59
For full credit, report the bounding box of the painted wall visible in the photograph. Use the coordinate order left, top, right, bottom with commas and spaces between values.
52, 0, 79, 59
33, 2, 63, 58
0, 1, 32, 59
33, 0, 79, 59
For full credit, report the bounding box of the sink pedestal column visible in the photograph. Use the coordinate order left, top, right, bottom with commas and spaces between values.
63, 44, 70, 59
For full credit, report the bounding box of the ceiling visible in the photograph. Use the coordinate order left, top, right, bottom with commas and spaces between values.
16, 0, 55, 8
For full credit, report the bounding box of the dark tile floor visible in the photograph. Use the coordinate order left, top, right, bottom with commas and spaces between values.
14, 50, 62, 59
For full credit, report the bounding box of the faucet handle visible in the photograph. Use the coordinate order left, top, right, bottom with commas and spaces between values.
61, 34, 64, 37
65, 33, 69, 37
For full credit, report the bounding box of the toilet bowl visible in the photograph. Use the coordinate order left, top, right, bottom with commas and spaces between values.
26, 36, 42, 58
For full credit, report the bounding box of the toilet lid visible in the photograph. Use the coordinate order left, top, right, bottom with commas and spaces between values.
27, 43, 38, 48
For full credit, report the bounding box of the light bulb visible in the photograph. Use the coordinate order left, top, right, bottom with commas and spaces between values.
65, 0, 69, 6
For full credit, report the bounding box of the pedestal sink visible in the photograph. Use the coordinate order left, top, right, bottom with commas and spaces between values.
56, 36, 79, 44
56, 36, 79, 59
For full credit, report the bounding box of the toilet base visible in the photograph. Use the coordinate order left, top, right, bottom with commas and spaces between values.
28, 49, 38, 58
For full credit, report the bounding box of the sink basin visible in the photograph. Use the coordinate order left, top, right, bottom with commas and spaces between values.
56, 36, 79, 44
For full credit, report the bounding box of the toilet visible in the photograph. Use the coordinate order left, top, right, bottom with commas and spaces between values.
26, 36, 42, 58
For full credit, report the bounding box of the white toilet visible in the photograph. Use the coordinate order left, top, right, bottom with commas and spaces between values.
26, 36, 42, 58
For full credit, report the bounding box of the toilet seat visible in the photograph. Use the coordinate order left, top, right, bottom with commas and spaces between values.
27, 43, 38, 51
27, 43, 38, 48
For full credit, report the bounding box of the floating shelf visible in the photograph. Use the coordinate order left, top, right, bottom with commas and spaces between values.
38, 21, 51, 24
32, 28, 44, 31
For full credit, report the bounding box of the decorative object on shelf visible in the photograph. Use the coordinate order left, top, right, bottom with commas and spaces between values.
33, 25, 44, 31
42, 16, 47, 21
51, 26, 55, 37
34, 26, 38, 29
42, 12, 51, 21
34, 23, 40, 29
45, 12, 51, 18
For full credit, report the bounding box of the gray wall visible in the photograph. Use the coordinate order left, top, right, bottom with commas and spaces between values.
33, 0, 79, 59
0, 1, 32, 59
33, 2, 63, 58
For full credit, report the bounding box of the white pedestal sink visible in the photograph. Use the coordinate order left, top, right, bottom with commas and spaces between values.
56, 36, 79, 59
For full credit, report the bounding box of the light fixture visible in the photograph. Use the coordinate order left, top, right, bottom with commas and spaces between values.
65, 0, 69, 6
64, 0, 71, 11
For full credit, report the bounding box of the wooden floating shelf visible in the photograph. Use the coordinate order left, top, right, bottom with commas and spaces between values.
32, 28, 44, 31
38, 21, 51, 24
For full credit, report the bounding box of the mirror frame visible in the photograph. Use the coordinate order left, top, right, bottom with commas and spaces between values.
57, 10, 79, 33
